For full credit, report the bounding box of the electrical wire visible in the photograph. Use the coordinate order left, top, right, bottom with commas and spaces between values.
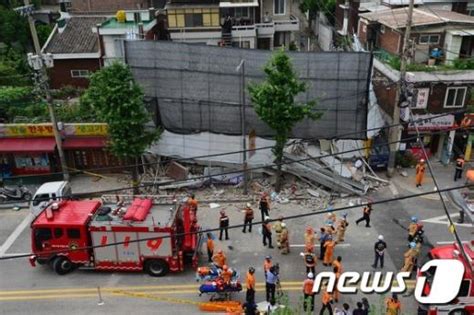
0, 182, 470, 261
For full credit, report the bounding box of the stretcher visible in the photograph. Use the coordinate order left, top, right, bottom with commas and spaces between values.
198, 278, 242, 301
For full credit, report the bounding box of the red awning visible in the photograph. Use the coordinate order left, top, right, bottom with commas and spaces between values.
0, 138, 56, 153
62, 137, 107, 149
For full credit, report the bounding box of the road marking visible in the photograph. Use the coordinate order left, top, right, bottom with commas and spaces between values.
290, 244, 351, 248
0, 213, 31, 257
436, 241, 471, 245
421, 213, 472, 228
0, 252, 30, 258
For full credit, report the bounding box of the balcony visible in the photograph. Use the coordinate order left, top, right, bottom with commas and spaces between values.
231, 24, 256, 37
274, 15, 299, 32
256, 22, 274, 37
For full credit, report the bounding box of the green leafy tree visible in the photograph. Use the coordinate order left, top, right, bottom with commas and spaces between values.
82, 62, 160, 193
0, 8, 30, 50
248, 49, 321, 192
299, 0, 336, 27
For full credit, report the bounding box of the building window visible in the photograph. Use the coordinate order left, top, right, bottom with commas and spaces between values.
274, 0, 285, 15
234, 7, 250, 18
444, 87, 467, 108
168, 8, 219, 28
419, 34, 440, 45
467, 3, 474, 16
67, 228, 81, 239
71, 70, 89, 78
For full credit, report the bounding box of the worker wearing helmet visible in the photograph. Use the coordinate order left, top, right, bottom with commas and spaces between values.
401, 242, 418, 273
259, 192, 270, 221
187, 194, 198, 213
303, 272, 315, 312
304, 226, 315, 253
408, 216, 418, 242
242, 203, 254, 233
262, 216, 273, 248
246, 267, 256, 304
280, 222, 290, 255
219, 210, 229, 241
273, 216, 284, 249
356, 202, 372, 228
212, 249, 227, 269
263, 256, 272, 279
320, 282, 333, 315
454, 155, 465, 181
372, 235, 387, 269
323, 238, 336, 266
302, 248, 317, 274
415, 159, 426, 188
220, 265, 232, 285
336, 213, 349, 243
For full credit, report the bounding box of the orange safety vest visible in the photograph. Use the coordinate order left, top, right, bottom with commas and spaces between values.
322, 290, 332, 304
246, 272, 255, 290
207, 238, 214, 251
303, 279, 314, 295
332, 260, 342, 273
386, 298, 401, 315
213, 253, 226, 267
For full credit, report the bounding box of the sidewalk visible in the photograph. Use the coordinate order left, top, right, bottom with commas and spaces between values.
389, 160, 466, 200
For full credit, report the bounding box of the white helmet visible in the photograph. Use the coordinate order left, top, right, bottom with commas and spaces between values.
307, 272, 314, 279
378, 235, 384, 240
246, 203, 252, 208
281, 222, 286, 228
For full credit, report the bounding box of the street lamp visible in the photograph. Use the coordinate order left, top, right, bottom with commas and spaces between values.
236, 60, 248, 195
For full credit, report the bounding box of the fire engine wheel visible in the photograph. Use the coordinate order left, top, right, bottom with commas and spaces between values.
144, 259, 169, 277
52, 256, 74, 275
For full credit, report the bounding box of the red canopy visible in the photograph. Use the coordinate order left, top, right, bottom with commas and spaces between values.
0, 138, 56, 153
62, 137, 107, 149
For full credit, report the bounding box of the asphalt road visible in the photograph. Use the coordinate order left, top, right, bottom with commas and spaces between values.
0, 177, 472, 315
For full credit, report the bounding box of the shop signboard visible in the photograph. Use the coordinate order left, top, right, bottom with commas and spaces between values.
0, 123, 108, 138
407, 114, 454, 132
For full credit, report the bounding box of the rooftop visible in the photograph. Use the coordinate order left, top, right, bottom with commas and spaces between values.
360, 8, 474, 29
44, 16, 106, 54
100, 17, 155, 30
34, 200, 101, 227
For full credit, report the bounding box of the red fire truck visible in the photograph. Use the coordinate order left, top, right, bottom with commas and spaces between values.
30, 195, 201, 276
418, 241, 474, 315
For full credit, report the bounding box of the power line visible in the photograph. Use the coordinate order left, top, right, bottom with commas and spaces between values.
0, 182, 470, 261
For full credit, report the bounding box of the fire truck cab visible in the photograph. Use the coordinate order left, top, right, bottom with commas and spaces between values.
30, 196, 201, 277
418, 241, 474, 315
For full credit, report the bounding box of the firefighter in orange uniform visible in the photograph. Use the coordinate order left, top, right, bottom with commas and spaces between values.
323, 238, 336, 266
303, 272, 315, 312
401, 242, 417, 273
320, 283, 333, 314
385, 293, 401, 315
332, 256, 343, 274
304, 226, 315, 252
333, 266, 341, 302
336, 213, 349, 243
206, 233, 214, 262
220, 265, 232, 285
212, 249, 227, 269
415, 159, 426, 188
245, 267, 256, 304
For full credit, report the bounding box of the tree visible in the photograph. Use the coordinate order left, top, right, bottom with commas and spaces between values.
82, 62, 159, 194
248, 49, 320, 192
299, 0, 336, 27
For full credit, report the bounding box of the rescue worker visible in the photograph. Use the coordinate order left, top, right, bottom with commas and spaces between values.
320, 282, 333, 315
259, 192, 270, 221
319, 227, 330, 260
333, 266, 341, 303
212, 249, 227, 269
262, 216, 273, 248
246, 266, 256, 304
385, 293, 401, 315
265, 265, 278, 303
220, 265, 233, 285
326, 210, 336, 226
280, 222, 290, 254
401, 242, 418, 273
206, 233, 214, 262
263, 256, 272, 279
303, 249, 317, 274
242, 203, 254, 233
219, 210, 229, 241
323, 238, 336, 266
408, 216, 418, 242
336, 213, 349, 243
304, 226, 315, 253
415, 159, 426, 188
303, 272, 315, 312
332, 256, 343, 274
454, 155, 465, 181
273, 216, 284, 248
187, 194, 198, 213
372, 235, 387, 269
356, 202, 372, 227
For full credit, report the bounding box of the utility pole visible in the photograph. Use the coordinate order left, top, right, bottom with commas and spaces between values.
387, 0, 414, 177
237, 60, 248, 195
18, 0, 70, 181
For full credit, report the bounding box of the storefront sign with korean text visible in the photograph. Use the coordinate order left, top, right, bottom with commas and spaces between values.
407, 114, 454, 132
0, 123, 108, 137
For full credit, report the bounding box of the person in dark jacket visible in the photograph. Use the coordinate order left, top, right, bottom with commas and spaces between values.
262, 217, 273, 248
372, 235, 387, 268
219, 210, 229, 240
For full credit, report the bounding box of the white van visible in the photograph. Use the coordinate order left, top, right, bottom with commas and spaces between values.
30, 181, 71, 217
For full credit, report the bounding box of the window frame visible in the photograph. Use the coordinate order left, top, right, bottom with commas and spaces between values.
274, 0, 285, 15
70, 70, 90, 78
418, 34, 440, 45
444, 87, 467, 108
67, 228, 81, 239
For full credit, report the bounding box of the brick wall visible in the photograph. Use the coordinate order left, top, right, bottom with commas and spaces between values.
71, 0, 150, 12
335, 0, 360, 35
49, 59, 101, 89
372, 69, 397, 117
378, 27, 401, 55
